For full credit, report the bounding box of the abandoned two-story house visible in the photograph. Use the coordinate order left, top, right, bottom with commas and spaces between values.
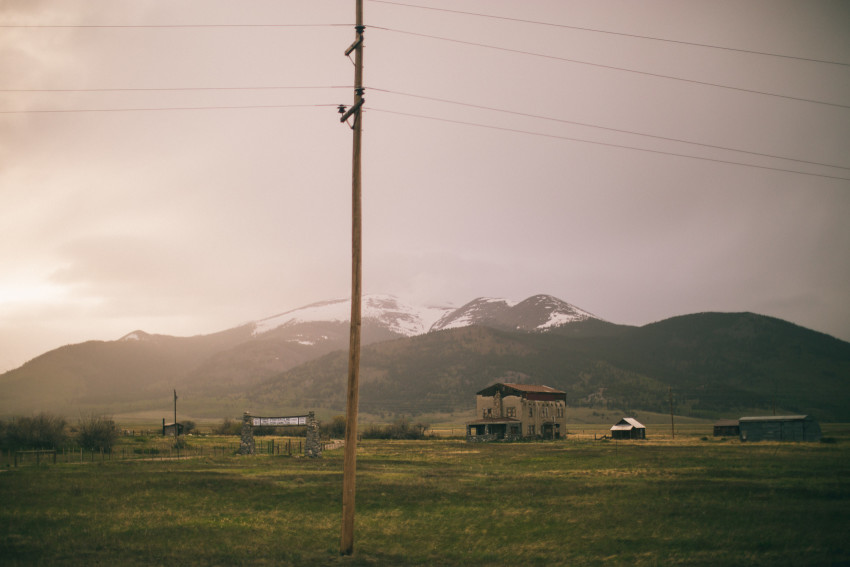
466, 382, 567, 441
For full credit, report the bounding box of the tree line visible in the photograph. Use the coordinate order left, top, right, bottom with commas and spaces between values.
0, 413, 118, 453
0, 413, 433, 454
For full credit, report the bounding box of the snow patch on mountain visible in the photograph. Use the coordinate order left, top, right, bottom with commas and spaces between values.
430, 297, 519, 331
120, 331, 149, 341
518, 295, 598, 330
253, 294, 453, 337
537, 304, 597, 329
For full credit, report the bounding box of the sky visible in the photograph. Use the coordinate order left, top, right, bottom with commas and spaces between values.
2, 0, 849, 372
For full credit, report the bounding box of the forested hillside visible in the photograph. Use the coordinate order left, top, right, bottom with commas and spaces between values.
251, 314, 850, 421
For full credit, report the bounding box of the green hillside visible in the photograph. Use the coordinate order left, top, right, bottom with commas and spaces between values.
0, 327, 255, 415
251, 313, 850, 421
2, 311, 847, 421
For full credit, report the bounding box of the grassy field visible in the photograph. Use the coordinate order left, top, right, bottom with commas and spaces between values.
2, 427, 848, 566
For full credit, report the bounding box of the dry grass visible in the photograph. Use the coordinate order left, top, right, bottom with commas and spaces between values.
1, 429, 848, 565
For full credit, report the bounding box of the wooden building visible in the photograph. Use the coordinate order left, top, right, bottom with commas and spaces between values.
467, 383, 567, 442
610, 417, 646, 440
162, 420, 185, 436
739, 415, 821, 442
713, 419, 740, 437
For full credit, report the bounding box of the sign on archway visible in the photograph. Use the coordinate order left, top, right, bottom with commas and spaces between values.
239, 411, 322, 457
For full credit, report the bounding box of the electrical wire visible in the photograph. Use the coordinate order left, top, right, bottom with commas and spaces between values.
9, 84, 845, 171
369, 87, 850, 171
368, 107, 850, 182
7, 94, 845, 180
0, 103, 341, 114
1, 86, 351, 93
371, 27, 850, 110
367, 0, 850, 68
0, 24, 351, 28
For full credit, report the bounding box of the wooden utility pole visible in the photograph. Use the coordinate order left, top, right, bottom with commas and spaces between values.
173, 389, 178, 443
340, 0, 364, 556
668, 387, 675, 439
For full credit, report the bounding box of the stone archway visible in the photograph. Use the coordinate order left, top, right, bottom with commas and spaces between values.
239, 411, 322, 457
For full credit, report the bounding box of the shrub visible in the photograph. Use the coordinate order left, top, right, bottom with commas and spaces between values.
76, 415, 119, 452
0, 413, 68, 449
321, 415, 347, 438
213, 418, 241, 436
253, 425, 277, 436
361, 418, 430, 440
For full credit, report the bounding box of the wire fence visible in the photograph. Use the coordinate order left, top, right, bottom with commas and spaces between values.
0, 439, 343, 468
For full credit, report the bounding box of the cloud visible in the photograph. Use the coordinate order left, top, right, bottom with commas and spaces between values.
2, 1, 850, 373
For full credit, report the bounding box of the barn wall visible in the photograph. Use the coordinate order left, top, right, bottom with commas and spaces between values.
740, 418, 821, 442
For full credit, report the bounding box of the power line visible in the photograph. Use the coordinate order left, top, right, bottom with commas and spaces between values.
1, 86, 351, 93
368, 107, 850, 182
371, 27, 850, 110
11, 83, 845, 171
368, 0, 850, 68
0, 23, 350, 29
0, 103, 340, 114
370, 87, 850, 172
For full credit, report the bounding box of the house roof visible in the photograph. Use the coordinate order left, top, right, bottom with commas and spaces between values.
610, 417, 645, 431
714, 419, 740, 427
476, 382, 566, 397
739, 415, 811, 422
500, 383, 565, 394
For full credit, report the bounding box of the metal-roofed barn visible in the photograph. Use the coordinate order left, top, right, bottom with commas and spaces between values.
610, 417, 646, 440
739, 415, 821, 442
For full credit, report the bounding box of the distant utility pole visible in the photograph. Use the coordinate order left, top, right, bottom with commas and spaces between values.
339, 0, 364, 557
173, 389, 178, 443
669, 387, 675, 439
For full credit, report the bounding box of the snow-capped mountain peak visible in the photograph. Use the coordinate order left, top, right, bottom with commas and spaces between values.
429, 297, 518, 332
430, 294, 598, 333
252, 294, 453, 338
252, 293, 599, 339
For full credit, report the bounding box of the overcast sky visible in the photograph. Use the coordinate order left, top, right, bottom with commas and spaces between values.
2, 0, 849, 371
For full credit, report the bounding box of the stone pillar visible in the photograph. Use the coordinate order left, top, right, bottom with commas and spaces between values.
304, 411, 322, 458
239, 412, 255, 455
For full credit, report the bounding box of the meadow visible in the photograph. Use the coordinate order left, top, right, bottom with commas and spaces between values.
1, 426, 848, 566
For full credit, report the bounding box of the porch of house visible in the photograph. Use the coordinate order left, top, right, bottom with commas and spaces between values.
466, 418, 522, 442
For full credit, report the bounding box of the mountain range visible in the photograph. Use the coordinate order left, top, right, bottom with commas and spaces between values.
1, 294, 848, 421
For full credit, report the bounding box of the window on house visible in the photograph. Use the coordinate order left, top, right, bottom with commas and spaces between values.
527, 425, 535, 436
528, 406, 534, 417
506, 407, 516, 417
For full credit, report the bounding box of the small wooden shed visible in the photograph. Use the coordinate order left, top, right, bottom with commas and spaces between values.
739, 415, 821, 442
610, 417, 646, 440
162, 420, 185, 436
713, 419, 740, 437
